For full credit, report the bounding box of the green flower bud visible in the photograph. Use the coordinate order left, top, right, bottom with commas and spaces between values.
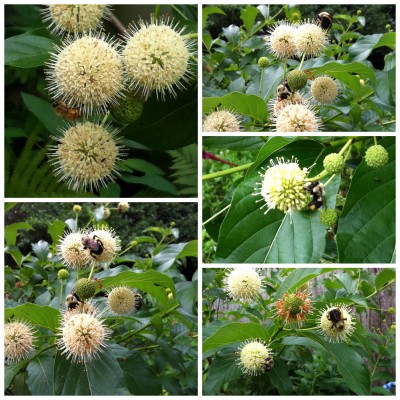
287, 70, 308, 91
319, 209, 338, 227
167, 292, 174, 300
111, 92, 143, 124
323, 153, 345, 174
388, 307, 395, 314
365, 145, 389, 169
103, 208, 110, 219
58, 269, 69, 280
258, 57, 269, 68
75, 278, 96, 300
73, 205, 82, 213
357, 10, 362, 15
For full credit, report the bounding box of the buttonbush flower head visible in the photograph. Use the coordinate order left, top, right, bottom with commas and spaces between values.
269, 93, 304, 117
49, 121, 126, 192
82, 226, 121, 264
295, 23, 327, 57
311, 76, 339, 104
237, 339, 273, 376
365, 145, 389, 169
5, 321, 35, 364
319, 304, 355, 343
223, 268, 263, 303
265, 21, 298, 59
118, 202, 130, 213
42, 5, 110, 36
59, 312, 110, 363
274, 103, 322, 132
108, 287, 137, 315
57, 230, 89, 269
203, 110, 242, 132
123, 16, 195, 100
254, 157, 310, 215
64, 301, 97, 320
275, 291, 312, 326
46, 33, 125, 115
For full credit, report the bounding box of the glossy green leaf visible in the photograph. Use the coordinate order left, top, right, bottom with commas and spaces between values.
175, 281, 197, 314
153, 240, 198, 271
5, 304, 60, 331
215, 140, 331, 263
121, 174, 178, 195
5, 33, 53, 68
240, 6, 259, 34
5, 359, 29, 389
47, 219, 66, 245
54, 347, 129, 395
120, 353, 162, 395
122, 158, 164, 175
269, 358, 293, 395
203, 136, 266, 151
202, 6, 225, 29
349, 32, 395, 62
301, 332, 371, 395
26, 354, 55, 395
203, 322, 269, 353
5, 222, 33, 245
375, 269, 395, 291
337, 137, 395, 263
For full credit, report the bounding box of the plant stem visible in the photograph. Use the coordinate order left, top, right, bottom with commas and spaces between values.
298, 53, 306, 70
374, 136, 378, 145
381, 119, 395, 126
59, 281, 63, 310
337, 138, 354, 156
203, 204, 231, 226
203, 162, 253, 181
323, 173, 336, 188
259, 67, 265, 97
154, 4, 161, 20
87, 263, 96, 281
101, 111, 110, 126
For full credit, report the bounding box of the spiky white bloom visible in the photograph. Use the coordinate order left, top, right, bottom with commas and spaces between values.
123, 16, 194, 99
318, 304, 355, 343
59, 312, 110, 363
42, 5, 110, 36
295, 23, 327, 57
5, 321, 35, 364
224, 268, 262, 302
274, 103, 322, 132
310, 76, 339, 104
46, 33, 125, 115
254, 157, 310, 214
108, 287, 136, 315
203, 110, 242, 132
265, 21, 298, 59
82, 226, 121, 263
269, 93, 305, 117
237, 339, 273, 376
57, 230, 89, 269
49, 121, 126, 192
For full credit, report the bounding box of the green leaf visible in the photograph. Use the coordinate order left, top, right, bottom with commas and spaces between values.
203, 322, 269, 353
310, 61, 376, 85
5, 222, 33, 245
240, 6, 259, 34
153, 241, 198, 272
26, 354, 55, 395
120, 353, 162, 395
122, 158, 164, 175
54, 347, 130, 395
202, 6, 225, 29
349, 33, 396, 62
337, 138, 395, 263
5, 303, 60, 331
121, 174, 178, 196
301, 332, 371, 395
269, 358, 293, 395
47, 219, 67, 245
203, 136, 266, 151
215, 140, 330, 263
203, 92, 268, 122
5, 359, 29, 389
375, 269, 395, 291
22, 93, 64, 135
176, 281, 197, 314
5, 33, 53, 68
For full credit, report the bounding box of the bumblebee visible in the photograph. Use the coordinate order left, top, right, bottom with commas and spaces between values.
304, 181, 325, 211
276, 79, 292, 101
134, 293, 144, 310
65, 293, 81, 310
81, 234, 104, 258
327, 308, 347, 330
316, 12, 333, 31
262, 356, 274, 373
53, 101, 82, 120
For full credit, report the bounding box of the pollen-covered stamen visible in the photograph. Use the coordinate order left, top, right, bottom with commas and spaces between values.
275, 291, 313, 326
273, 103, 322, 132
295, 22, 327, 57
223, 268, 263, 303
203, 110, 242, 132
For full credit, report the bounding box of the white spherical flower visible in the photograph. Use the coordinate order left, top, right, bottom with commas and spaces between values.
49, 121, 126, 192
319, 304, 355, 343
254, 157, 310, 214
59, 312, 109, 363
57, 230, 89, 269
203, 110, 242, 132
46, 33, 125, 115
265, 21, 298, 59
123, 16, 194, 99
42, 5, 110, 36
82, 227, 121, 263
5, 321, 35, 364
270, 93, 304, 117
237, 339, 273, 376
224, 268, 262, 302
295, 23, 327, 57
274, 103, 321, 132
108, 287, 136, 315
311, 76, 339, 104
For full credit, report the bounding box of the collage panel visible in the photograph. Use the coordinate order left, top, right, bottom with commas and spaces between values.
202, 267, 396, 395
203, 136, 395, 264
4, 202, 198, 395
202, 4, 395, 133
5, 4, 198, 198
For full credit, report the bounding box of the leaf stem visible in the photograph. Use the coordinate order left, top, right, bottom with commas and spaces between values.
203, 204, 231, 226
59, 281, 64, 310
203, 162, 253, 181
